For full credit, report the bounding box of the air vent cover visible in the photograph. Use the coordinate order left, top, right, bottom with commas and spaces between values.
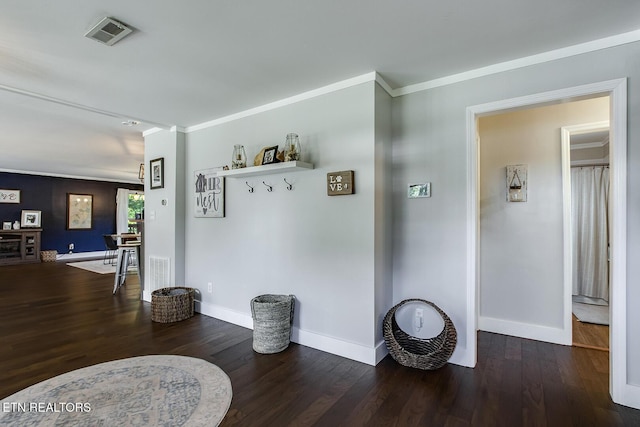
84, 17, 132, 46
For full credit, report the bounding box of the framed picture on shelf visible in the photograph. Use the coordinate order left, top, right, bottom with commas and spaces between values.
150, 157, 164, 189
67, 194, 93, 230
261, 145, 278, 165
0, 189, 20, 204
2, 221, 11, 230
21, 210, 42, 228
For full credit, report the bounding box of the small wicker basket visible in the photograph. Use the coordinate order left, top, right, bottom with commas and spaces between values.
383, 299, 457, 370
41, 250, 57, 262
151, 287, 195, 323
250, 294, 295, 354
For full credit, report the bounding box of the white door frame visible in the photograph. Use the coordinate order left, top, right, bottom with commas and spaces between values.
560, 120, 610, 347
466, 79, 628, 405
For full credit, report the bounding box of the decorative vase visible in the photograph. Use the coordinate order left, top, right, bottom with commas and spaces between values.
12, 220, 20, 229
284, 133, 301, 162
232, 144, 247, 169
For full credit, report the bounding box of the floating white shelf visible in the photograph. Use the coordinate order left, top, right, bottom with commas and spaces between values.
216, 161, 314, 178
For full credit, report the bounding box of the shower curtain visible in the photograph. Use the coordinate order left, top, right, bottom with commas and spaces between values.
571, 166, 609, 301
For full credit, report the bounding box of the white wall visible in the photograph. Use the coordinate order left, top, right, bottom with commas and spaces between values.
478, 97, 609, 341
374, 83, 393, 359
392, 41, 640, 388
182, 81, 390, 364
143, 129, 186, 298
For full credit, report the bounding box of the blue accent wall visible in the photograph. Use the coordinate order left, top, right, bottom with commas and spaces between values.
0, 172, 143, 254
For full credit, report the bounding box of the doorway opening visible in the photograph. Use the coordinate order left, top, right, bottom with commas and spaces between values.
563, 120, 610, 351
466, 78, 627, 403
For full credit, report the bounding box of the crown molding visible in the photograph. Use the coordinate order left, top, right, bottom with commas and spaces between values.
394, 29, 640, 97
0, 168, 140, 184
185, 72, 391, 133
0, 84, 171, 130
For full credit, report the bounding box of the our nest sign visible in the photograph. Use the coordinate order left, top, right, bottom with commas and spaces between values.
327, 170, 355, 196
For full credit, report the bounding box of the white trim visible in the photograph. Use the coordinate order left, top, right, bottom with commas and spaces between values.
464, 107, 479, 368
142, 127, 165, 137
467, 78, 629, 407
196, 300, 381, 365
293, 328, 378, 366
197, 301, 254, 329
609, 79, 629, 406
185, 72, 392, 133
170, 126, 187, 133
56, 250, 105, 261
396, 30, 640, 97
560, 121, 611, 347
560, 126, 574, 346
0, 168, 141, 184
0, 83, 170, 130
375, 340, 389, 364
479, 316, 569, 345
571, 141, 608, 150
570, 157, 610, 166
620, 384, 640, 410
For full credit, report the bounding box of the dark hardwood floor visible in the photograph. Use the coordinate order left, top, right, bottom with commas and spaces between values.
1, 262, 639, 426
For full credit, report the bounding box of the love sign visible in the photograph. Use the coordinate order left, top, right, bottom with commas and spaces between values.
327, 171, 355, 196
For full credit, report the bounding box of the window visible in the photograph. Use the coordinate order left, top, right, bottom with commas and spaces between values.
128, 192, 144, 233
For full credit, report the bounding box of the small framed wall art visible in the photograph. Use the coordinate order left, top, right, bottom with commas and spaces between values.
150, 157, 165, 189
327, 170, 355, 196
506, 164, 527, 202
21, 210, 42, 228
194, 168, 225, 218
0, 189, 20, 204
408, 183, 431, 198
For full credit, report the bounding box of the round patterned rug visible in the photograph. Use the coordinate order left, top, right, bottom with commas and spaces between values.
0, 355, 232, 426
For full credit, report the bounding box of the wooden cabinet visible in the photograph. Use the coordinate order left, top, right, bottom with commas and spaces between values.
0, 229, 41, 265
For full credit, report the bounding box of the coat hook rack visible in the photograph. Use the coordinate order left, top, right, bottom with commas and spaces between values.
283, 178, 293, 191
245, 181, 254, 193
262, 181, 273, 192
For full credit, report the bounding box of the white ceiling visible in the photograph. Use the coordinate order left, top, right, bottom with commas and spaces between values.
1, 1, 639, 183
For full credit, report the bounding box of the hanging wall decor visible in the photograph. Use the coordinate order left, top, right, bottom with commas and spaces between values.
67, 194, 93, 229
194, 168, 225, 218
506, 164, 527, 202
327, 170, 355, 196
0, 189, 20, 203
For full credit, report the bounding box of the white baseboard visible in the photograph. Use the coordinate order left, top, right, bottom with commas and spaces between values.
375, 340, 389, 364
56, 251, 105, 262
448, 345, 475, 368
197, 301, 379, 366
197, 301, 253, 329
618, 383, 640, 410
479, 315, 570, 346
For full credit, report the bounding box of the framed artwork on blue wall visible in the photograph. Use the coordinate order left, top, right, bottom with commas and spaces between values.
67, 193, 93, 230
21, 210, 42, 228
0, 189, 20, 203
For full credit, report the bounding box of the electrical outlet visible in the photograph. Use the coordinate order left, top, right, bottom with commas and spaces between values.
415, 308, 423, 329
207, 282, 212, 293
69, 243, 74, 250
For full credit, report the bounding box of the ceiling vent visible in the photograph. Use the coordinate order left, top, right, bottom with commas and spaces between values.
84, 17, 133, 46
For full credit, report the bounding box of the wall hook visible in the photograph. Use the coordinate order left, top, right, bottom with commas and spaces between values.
245, 181, 254, 193
262, 181, 273, 192
283, 178, 293, 191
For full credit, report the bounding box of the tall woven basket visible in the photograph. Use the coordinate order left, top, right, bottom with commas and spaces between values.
151, 287, 195, 323
383, 299, 457, 370
250, 294, 295, 354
